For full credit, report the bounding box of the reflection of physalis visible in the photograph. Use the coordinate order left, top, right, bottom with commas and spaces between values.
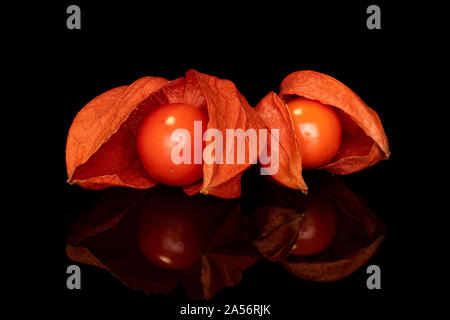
249, 172, 385, 282
66, 186, 260, 299
289, 191, 338, 256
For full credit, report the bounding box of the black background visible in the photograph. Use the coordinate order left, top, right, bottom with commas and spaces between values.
29, 0, 422, 318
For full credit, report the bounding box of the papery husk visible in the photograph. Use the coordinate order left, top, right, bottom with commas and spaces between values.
280, 70, 390, 174
255, 70, 390, 190
66, 70, 265, 198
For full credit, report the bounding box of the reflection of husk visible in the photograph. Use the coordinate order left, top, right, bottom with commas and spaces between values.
247, 171, 385, 282
66, 186, 260, 299
66, 170, 385, 297
252, 206, 305, 262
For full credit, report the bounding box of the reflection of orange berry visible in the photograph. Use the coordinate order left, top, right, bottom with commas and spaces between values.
137, 103, 208, 186
291, 193, 338, 256
137, 198, 203, 270
287, 97, 342, 169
